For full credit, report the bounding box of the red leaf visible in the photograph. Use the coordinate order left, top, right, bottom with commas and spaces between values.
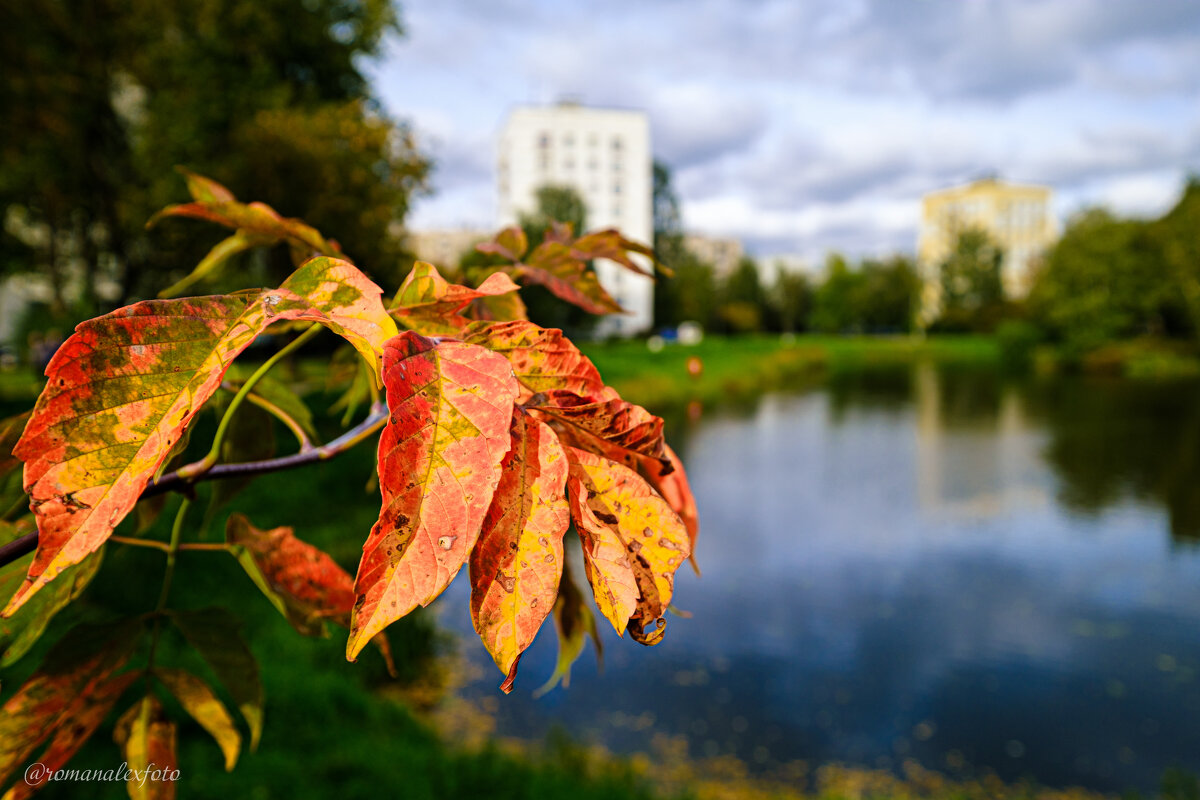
470, 411, 570, 689
348, 332, 518, 660
226, 513, 356, 635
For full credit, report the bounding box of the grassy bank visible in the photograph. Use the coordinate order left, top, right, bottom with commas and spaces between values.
581, 334, 999, 408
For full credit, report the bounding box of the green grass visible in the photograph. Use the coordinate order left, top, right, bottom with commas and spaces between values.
580, 334, 999, 408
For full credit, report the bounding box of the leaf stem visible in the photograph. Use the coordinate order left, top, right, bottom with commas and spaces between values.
109, 535, 171, 552
177, 324, 321, 480
146, 497, 191, 673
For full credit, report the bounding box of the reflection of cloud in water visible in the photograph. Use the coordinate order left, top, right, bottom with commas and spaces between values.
442, 368, 1200, 793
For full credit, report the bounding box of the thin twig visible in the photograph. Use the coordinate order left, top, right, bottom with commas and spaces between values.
0, 404, 388, 569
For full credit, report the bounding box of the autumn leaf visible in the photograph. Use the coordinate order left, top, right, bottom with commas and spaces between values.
391, 261, 520, 335
224, 514, 396, 676
463, 320, 604, 401
516, 241, 623, 315
0, 520, 103, 668
170, 608, 264, 751
114, 695, 178, 800
571, 229, 656, 278
534, 557, 602, 698
470, 411, 569, 691
475, 226, 528, 262
5, 257, 395, 616
527, 388, 669, 474
150, 170, 344, 297
155, 668, 241, 771
636, 444, 700, 575
0, 622, 141, 792
348, 332, 518, 661
226, 512, 355, 637
566, 448, 690, 641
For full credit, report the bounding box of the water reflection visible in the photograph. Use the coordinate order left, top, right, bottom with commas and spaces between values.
439, 364, 1200, 793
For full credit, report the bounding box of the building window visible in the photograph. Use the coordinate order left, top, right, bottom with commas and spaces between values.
588, 133, 598, 147
538, 153, 550, 171
612, 160, 622, 173
564, 157, 575, 170
611, 136, 623, 151
612, 203, 621, 217
588, 158, 598, 170
538, 133, 550, 149
564, 132, 575, 146
613, 181, 622, 195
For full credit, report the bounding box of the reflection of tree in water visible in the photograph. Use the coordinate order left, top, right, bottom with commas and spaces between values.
826, 364, 1003, 428
1026, 377, 1200, 543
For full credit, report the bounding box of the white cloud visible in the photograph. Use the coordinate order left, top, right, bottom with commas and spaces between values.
370, 0, 1200, 256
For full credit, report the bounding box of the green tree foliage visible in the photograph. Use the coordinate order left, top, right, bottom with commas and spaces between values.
0, 0, 429, 314
939, 228, 1005, 314
520, 185, 589, 247
770, 268, 813, 333
811, 254, 862, 333
858, 255, 920, 332
1028, 208, 1184, 354
654, 249, 719, 331
717, 257, 767, 333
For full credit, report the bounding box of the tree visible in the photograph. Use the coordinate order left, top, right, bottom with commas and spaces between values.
0, 175, 697, 797
811, 253, 864, 333
770, 268, 813, 333
520, 185, 589, 248
858, 255, 921, 333
717, 257, 768, 333
0, 0, 429, 316
938, 228, 1005, 316
1029, 208, 1178, 352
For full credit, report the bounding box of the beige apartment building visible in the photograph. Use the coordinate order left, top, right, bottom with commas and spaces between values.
917, 177, 1057, 319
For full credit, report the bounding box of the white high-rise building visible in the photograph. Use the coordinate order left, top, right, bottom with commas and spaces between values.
497, 102, 653, 337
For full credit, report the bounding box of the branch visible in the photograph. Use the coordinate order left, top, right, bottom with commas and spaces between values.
0, 405, 388, 569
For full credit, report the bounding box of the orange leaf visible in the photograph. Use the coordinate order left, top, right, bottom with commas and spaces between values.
0, 623, 140, 790
114, 695, 178, 800
470, 411, 569, 690
226, 514, 396, 675
226, 513, 355, 636
566, 448, 690, 641
348, 332, 518, 661
5, 258, 394, 616
463, 320, 604, 401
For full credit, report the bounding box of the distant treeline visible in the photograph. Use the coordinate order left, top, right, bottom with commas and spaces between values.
652, 176, 1200, 357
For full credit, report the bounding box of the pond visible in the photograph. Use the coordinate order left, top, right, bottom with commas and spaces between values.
438, 363, 1200, 794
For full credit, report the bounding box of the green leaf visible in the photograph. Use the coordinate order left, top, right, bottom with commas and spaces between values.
0, 520, 103, 668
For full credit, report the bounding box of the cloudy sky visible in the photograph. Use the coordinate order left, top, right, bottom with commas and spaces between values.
368, 0, 1200, 264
